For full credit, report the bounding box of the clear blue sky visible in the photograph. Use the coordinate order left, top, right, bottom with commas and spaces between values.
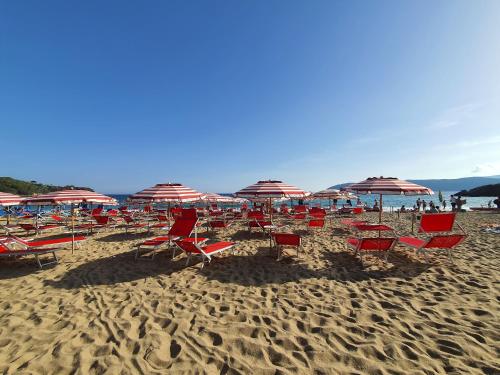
1, 1, 500, 193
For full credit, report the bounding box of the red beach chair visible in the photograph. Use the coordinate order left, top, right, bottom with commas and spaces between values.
18, 223, 60, 235
307, 218, 325, 231
0, 240, 63, 269
398, 212, 467, 262
272, 233, 301, 261
135, 216, 207, 260
347, 237, 397, 266
122, 215, 148, 233
174, 239, 236, 268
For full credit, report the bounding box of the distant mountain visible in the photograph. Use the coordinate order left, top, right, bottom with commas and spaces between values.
329, 176, 500, 192
0, 177, 93, 195
456, 183, 500, 197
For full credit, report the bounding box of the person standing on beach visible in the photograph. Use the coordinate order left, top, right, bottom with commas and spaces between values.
422, 200, 427, 212
442, 199, 447, 210
416, 198, 421, 211
450, 195, 456, 211
456, 195, 464, 211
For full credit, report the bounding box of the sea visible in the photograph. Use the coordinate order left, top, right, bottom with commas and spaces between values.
1, 191, 496, 216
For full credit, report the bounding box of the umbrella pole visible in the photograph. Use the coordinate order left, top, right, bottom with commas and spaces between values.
269, 197, 272, 222
71, 203, 75, 254
379, 193, 383, 223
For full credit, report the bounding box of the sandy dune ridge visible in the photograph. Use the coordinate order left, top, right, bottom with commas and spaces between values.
0, 212, 499, 374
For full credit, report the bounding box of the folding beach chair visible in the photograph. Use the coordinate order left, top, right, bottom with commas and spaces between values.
307, 218, 325, 231
346, 237, 397, 266
7, 235, 86, 249
272, 233, 301, 261
122, 215, 148, 233
207, 217, 233, 232
174, 239, 236, 268
135, 213, 207, 260
18, 223, 60, 236
92, 215, 118, 231
398, 212, 467, 262
0, 239, 65, 269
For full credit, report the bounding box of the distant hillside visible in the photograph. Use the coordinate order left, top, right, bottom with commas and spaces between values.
330, 176, 500, 192
456, 183, 500, 197
0, 177, 93, 195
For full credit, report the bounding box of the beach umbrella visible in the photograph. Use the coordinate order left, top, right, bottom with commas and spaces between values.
310, 188, 357, 209
23, 190, 117, 253
346, 176, 433, 222
128, 183, 204, 223
235, 180, 307, 219
0, 192, 22, 225
128, 183, 204, 203
202, 192, 237, 204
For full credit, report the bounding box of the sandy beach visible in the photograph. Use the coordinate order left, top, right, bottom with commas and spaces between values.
0, 211, 498, 374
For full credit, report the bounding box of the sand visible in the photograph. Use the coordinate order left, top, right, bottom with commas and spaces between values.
0, 212, 499, 374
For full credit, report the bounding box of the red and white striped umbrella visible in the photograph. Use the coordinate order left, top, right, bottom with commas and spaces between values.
0, 192, 22, 206
347, 177, 433, 222
346, 177, 433, 195
203, 193, 237, 203
23, 190, 117, 205
235, 180, 307, 199
311, 188, 357, 200
128, 183, 204, 203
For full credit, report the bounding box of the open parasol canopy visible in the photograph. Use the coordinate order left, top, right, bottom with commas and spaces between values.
235, 180, 307, 219
128, 183, 204, 203
346, 176, 433, 222
0, 192, 23, 225
23, 189, 117, 253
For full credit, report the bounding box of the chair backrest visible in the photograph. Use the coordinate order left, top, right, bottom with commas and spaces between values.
352, 207, 364, 214
424, 234, 466, 249
93, 215, 110, 225
308, 219, 325, 228
107, 209, 118, 216
248, 211, 264, 220
180, 208, 197, 219
273, 233, 301, 247
91, 208, 103, 216
293, 213, 306, 220
123, 215, 134, 224
358, 238, 396, 251
51, 214, 63, 222
419, 213, 456, 233
295, 205, 307, 213
169, 218, 197, 237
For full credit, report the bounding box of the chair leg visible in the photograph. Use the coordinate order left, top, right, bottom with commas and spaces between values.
35, 254, 42, 269
185, 254, 191, 266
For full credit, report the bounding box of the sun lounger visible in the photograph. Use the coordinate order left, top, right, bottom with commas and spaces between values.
347, 237, 397, 266
6, 235, 86, 249
18, 223, 60, 235
174, 239, 236, 268
135, 216, 207, 260
398, 212, 467, 262
122, 215, 148, 233
0, 239, 64, 269
272, 233, 301, 261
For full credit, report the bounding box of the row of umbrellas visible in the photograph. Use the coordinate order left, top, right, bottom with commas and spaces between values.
1, 177, 434, 224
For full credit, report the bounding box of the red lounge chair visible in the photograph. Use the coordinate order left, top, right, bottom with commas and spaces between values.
292, 213, 307, 220
174, 239, 236, 268
93, 215, 118, 230
352, 207, 364, 215
91, 208, 103, 216
0, 239, 64, 269
398, 235, 466, 263
122, 215, 148, 233
135, 216, 207, 260
307, 218, 325, 231
208, 218, 233, 232
18, 223, 60, 235
247, 211, 265, 232
341, 219, 368, 228
294, 205, 307, 214
398, 212, 466, 262
7, 235, 86, 248
347, 237, 397, 266
272, 233, 301, 261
